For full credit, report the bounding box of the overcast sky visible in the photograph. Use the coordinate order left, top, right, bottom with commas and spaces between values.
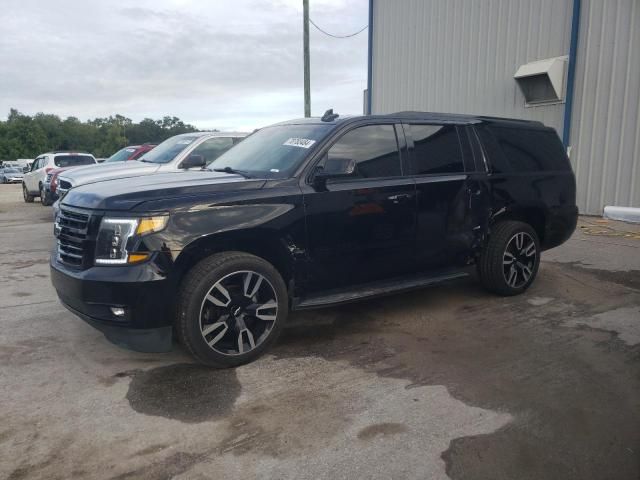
0, 0, 369, 131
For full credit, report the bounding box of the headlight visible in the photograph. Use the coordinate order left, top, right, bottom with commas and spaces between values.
95, 216, 168, 265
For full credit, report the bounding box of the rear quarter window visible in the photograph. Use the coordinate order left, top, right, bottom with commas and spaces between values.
487, 126, 570, 173
54, 155, 95, 167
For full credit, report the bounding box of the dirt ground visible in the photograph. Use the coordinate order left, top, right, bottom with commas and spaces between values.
1, 183, 639, 480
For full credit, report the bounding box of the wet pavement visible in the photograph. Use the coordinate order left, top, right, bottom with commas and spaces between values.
1, 183, 638, 479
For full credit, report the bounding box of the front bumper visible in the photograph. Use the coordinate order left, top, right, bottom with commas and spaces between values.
50, 257, 174, 353
7, 178, 23, 183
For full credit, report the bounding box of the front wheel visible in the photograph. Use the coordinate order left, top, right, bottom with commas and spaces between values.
478, 221, 540, 296
176, 252, 288, 368
22, 184, 34, 203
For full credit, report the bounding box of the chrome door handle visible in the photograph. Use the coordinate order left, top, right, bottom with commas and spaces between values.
387, 193, 413, 203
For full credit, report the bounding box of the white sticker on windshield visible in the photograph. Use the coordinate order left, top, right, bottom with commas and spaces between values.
283, 138, 316, 149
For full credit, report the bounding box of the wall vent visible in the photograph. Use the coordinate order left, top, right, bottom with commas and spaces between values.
514, 56, 568, 106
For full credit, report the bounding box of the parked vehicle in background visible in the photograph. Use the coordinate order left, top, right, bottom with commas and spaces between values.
0, 167, 24, 184
50, 111, 578, 367
23, 152, 96, 203
16, 159, 34, 171
42, 166, 79, 205
56, 132, 246, 198
104, 144, 156, 163
1, 161, 30, 172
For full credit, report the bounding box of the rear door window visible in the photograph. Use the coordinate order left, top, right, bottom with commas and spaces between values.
406, 124, 464, 175
325, 124, 401, 179
54, 155, 95, 167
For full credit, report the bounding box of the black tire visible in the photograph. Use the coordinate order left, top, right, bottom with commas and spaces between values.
40, 185, 51, 206
22, 184, 34, 203
478, 221, 540, 296
176, 251, 288, 368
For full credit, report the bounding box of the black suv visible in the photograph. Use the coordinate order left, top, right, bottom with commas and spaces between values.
51, 111, 578, 367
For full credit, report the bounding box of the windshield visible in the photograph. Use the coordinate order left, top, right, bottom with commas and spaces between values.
2, 168, 21, 174
54, 155, 95, 167
208, 125, 330, 178
106, 147, 136, 163
138, 135, 200, 164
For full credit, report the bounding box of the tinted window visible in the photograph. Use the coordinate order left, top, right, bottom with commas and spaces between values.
476, 127, 511, 173
326, 124, 401, 179
408, 124, 463, 174
489, 126, 570, 172
54, 155, 95, 167
191, 137, 235, 166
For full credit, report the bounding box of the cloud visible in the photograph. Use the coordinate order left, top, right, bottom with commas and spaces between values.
0, 0, 368, 131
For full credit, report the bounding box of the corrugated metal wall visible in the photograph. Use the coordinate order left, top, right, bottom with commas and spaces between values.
371, 0, 573, 133
371, 0, 640, 214
570, 0, 640, 213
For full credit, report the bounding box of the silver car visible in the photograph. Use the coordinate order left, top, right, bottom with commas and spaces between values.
56, 131, 247, 197
0, 167, 24, 184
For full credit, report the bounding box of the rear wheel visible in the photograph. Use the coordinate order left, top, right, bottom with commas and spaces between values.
478, 221, 540, 296
176, 252, 288, 368
22, 184, 34, 203
40, 185, 51, 206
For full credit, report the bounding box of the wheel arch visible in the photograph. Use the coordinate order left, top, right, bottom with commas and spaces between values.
171, 229, 298, 295
490, 207, 546, 246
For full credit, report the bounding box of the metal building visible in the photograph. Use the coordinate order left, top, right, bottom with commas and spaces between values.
367, 0, 640, 215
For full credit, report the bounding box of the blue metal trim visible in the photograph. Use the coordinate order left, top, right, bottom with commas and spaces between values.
366, 0, 374, 115
562, 0, 581, 147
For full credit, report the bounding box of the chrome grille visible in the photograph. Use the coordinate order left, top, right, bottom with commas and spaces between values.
56, 208, 90, 268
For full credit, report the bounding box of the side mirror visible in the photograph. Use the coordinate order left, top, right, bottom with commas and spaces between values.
313, 157, 356, 189
181, 154, 206, 169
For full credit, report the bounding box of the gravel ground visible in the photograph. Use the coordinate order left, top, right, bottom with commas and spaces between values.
1, 183, 639, 480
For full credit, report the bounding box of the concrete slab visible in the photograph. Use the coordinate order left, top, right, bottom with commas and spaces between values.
1, 184, 639, 480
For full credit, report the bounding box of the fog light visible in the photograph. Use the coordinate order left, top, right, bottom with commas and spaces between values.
110, 307, 126, 317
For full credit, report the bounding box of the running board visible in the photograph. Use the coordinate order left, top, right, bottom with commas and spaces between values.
293, 271, 469, 310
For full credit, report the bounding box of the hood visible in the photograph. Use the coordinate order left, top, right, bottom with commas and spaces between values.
59, 160, 160, 187
61, 170, 266, 211
4, 171, 24, 178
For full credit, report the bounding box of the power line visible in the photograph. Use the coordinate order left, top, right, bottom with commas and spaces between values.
309, 18, 368, 38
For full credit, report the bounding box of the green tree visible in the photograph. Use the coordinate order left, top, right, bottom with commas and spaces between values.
0, 109, 199, 160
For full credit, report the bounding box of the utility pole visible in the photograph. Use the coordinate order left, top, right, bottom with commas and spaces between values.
303, 0, 311, 117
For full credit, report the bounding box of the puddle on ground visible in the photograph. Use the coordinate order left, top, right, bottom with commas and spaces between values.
123, 363, 241, 423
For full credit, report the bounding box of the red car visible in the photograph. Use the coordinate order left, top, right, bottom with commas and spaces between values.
103, 144, 156, 163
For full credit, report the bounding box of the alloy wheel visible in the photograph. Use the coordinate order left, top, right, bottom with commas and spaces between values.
502, 232, 537, 289
199, 270, 278, 356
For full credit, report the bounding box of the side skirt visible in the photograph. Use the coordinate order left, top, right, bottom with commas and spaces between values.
292, 270, 470, 310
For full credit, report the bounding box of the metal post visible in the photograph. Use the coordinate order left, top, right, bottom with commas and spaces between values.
562, 0, 581, 149
303, 0, 311, 117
